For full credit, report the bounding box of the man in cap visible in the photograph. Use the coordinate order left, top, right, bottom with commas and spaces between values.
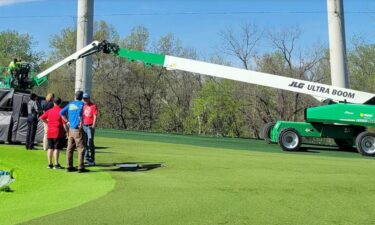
82, 92, 98, 166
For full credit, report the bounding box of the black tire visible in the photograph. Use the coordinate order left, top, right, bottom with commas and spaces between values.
278, 128, 302, 151
355, 131, 375, 156
263, 122, 276, 144
334, 138, 354, 150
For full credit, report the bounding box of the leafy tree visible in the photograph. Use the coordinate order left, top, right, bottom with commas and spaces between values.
154, 33, 201, 133
348, 41, 375, 93
0, 30, 42, 66
121, 25, 149, 51
46, 27, 76, 100
191, 80, 243, 137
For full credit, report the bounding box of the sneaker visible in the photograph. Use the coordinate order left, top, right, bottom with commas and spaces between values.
47, 164, 53, 169
54, 164, 63, 169
78, 168, 90, 173
88, 161, 96, 166
66, 167, 78, 172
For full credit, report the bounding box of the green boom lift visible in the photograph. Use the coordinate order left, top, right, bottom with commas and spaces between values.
34, 40, 375, 156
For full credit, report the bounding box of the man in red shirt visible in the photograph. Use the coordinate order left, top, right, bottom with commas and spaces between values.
40, 97, 66, 169
82, 93, 98, 166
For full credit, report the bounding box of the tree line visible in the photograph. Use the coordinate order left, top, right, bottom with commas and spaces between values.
0, 21, 374, 139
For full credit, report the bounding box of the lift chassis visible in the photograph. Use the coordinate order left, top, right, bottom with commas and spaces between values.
264, 103, 375, 155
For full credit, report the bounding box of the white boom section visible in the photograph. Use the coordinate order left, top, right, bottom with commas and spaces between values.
35, 40, 374, 104
164, 56, 374, 104
36, 41, 101, 79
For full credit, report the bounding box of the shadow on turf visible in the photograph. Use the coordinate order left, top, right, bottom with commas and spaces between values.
96, 162, 164, 172
299, 145, 358, 154
96, 150, 115, 154
0, 189, 14, 193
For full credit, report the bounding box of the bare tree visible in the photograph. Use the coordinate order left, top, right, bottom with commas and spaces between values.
219, 22, 265, 138
153, 33, 202, 132
267, 27, 325, 121
219, 22, 263, 69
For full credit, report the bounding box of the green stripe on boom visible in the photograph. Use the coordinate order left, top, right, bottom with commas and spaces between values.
117, 49, 165, 66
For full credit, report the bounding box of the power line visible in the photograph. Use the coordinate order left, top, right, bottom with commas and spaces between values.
0, 10, 374, 19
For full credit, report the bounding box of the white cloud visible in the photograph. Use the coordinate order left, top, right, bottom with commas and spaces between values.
0, 0, 41, 7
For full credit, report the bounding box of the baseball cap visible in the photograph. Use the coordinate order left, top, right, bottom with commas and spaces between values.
83, 93, 90, 99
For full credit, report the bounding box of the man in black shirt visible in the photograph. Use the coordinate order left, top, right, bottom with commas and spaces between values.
26, 93, 40, 150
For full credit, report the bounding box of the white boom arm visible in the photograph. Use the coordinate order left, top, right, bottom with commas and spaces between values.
163, 56, 374, 104
35, 40, 374, 104
36, 41, 101, 79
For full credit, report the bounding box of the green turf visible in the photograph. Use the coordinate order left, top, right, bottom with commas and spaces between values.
96, 129, 365, 158
0, 145, 115, 225
2, 130, 375, 225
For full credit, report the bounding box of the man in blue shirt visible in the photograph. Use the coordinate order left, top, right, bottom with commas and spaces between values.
60, 91, 89, 173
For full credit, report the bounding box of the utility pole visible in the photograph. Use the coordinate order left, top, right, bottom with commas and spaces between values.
75, 0, 94, 94
327, 0, 349, 88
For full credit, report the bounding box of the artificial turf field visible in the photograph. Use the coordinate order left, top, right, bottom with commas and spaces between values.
1, 130, 375, 225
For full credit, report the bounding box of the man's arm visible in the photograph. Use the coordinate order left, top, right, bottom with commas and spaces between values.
60, 104, 69, 125
34, 98, 43, 114
34, 101, 41, 115
78, 103, 84, 129
39, 111, 48, 124
92, 104, 98, 128
92, 115, 97, 128
62, 120, 69, 137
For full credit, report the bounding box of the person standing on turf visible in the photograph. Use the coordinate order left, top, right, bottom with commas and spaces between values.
42, 93, 55, 151
82, 93, 98, 166
26, 93, 40, 150
60, 91, 89, 173
40, 97, 65, 169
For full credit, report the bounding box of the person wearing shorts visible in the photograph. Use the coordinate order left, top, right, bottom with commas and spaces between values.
42, 93, 55, 151
40, 97, 66, 169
